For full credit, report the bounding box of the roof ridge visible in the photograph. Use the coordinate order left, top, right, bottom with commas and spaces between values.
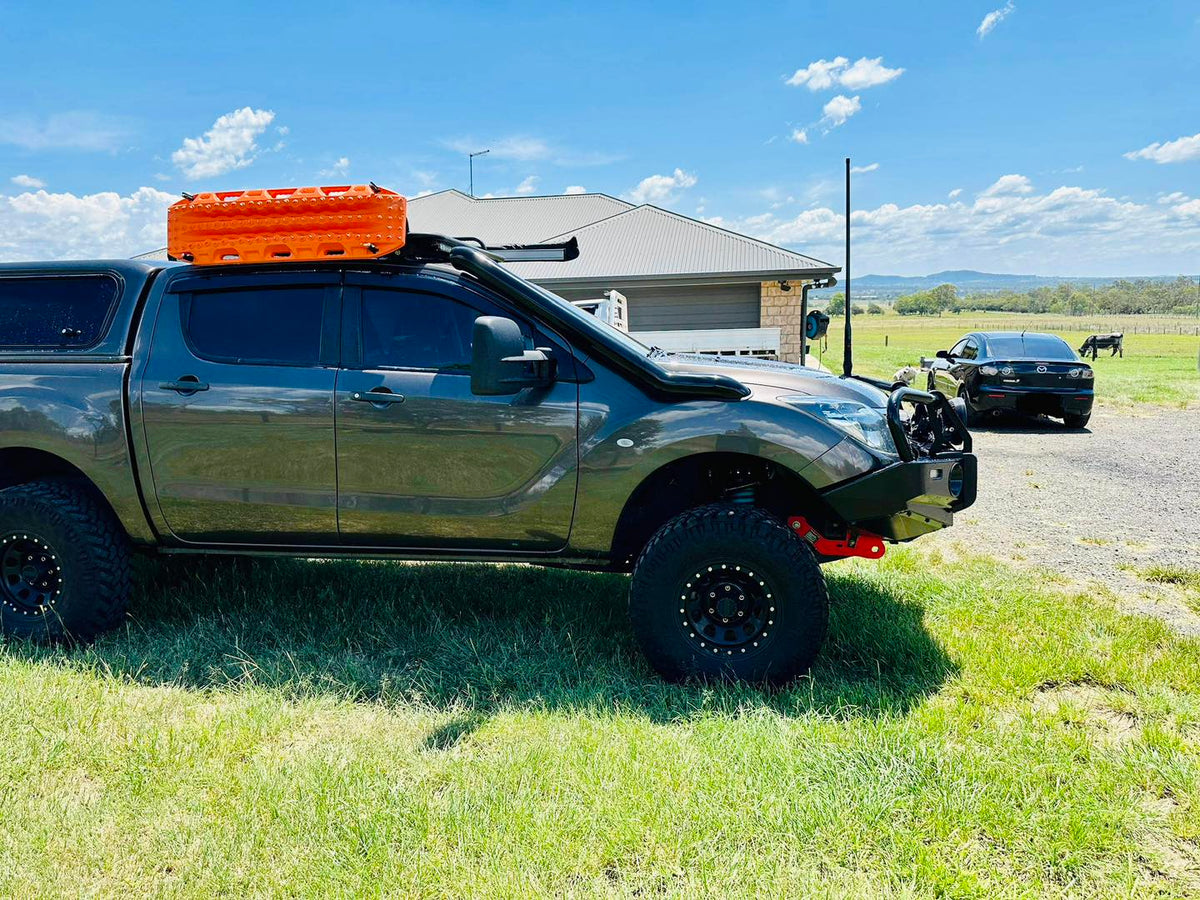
466, 191, 632, 206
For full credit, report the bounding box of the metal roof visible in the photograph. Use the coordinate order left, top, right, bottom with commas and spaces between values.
406, 189, 634, 244
509, 204, 837, 284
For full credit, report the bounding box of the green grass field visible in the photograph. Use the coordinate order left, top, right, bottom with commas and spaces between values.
2, 552, 1199, 897
812, 313, 1200, 409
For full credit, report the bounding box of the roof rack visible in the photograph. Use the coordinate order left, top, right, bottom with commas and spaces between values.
166, 182, 580, 267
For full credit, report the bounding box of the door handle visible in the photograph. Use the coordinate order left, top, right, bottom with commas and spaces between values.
351, 389, 406, 405
159, 377, 209, 394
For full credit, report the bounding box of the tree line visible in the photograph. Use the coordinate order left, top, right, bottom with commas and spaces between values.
888, 277, 1200, 316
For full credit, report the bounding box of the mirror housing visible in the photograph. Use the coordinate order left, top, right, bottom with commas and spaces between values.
471, 316, 556, 395
935, 349, 951, 359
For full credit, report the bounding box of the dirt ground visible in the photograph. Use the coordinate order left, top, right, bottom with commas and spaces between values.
927, 406, 1200, 634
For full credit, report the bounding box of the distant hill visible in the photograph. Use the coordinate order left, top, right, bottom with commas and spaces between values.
830, 270, 1193, 300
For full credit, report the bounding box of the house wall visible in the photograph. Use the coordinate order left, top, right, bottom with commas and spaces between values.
759, 281, 807, 363
551, 283, 759, 332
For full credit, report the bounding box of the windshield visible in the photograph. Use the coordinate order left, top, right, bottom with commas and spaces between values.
984, 333, 1076, 360
523, 279, 656, 358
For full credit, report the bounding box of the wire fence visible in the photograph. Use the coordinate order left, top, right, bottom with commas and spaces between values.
868, 315, 1200, 336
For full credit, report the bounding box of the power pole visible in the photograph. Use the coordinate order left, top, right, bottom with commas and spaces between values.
469, 149, 490, 198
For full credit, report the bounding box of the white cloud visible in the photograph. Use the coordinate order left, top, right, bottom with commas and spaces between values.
1125, 132, 1200, 164
977, 1, 1015, 38
319, 156, 350, 178
0, 112, 128, 152
10, 174, 45, 189
786, 57, 848, 90
442, 136, 550, 161
850, 163, 879, 173
705, 173, 1200, 275
0, 186, 175, 261
564, 185, 587, 194
980, 174, 1033, 196
515, 175, 539, 195
948, 188, 963, 198
790, 128, 809, 144
786, 56, 903, 91
838, 57, 905, 90
171, 107, 276, 180
626, 168, 698, 204
821, 95, 861, 128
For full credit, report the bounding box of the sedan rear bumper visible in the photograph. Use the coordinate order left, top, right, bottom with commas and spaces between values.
973, 385, 1093, 417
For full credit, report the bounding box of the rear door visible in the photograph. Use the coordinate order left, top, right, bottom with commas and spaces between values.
139, 272, 341, 544
335, 273, 579, 550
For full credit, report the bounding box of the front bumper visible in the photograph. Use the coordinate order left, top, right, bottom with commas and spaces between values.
819, 387, 978, 542
974, 385, 1093, 417
821, 454, 977, 541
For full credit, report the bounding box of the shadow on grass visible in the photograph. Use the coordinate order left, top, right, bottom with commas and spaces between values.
6, 556, 957, 723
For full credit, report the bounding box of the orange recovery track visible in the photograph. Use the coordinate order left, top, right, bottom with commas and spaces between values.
167, 184, 406, 265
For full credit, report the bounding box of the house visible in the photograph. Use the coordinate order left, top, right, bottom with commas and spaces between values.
136, 188, 839, 362
406, 190, 839, 362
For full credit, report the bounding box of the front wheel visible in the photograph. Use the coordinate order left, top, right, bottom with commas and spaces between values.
629, 505, 829, 684
0, 480, 131, 643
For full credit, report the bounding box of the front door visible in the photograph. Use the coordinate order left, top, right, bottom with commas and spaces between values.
335, 275, 579, 550
139, 273, 341, 544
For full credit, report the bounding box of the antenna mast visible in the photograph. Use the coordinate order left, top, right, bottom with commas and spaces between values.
843, 157, 853, 377
469, 149, 490, 198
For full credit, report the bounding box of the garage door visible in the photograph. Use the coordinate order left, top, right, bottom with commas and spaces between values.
551, 283, 760, 332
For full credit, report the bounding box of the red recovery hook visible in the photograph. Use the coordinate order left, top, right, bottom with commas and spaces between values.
788, 516, 886, 560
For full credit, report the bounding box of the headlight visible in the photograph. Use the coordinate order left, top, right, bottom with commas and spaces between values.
780, 396, 897, 455
980, 365, 999, 376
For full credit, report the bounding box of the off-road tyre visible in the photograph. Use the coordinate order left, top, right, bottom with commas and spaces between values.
0, 479, 131, 643
1063, 412, 1091, 429
629, 504, 828, 685
957, 386, 982, 427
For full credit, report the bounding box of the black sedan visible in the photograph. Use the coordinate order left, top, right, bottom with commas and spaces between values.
927, 331, 1094, 428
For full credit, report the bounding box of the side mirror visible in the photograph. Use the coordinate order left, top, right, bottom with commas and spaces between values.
471, 316, 556, 396
935, 349, 951, 359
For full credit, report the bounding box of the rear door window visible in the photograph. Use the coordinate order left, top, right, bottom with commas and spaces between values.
0, 274, 120, 348
183, 286, 328, 366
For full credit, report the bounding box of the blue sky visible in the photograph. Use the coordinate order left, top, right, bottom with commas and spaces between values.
1, 0, 1197, 275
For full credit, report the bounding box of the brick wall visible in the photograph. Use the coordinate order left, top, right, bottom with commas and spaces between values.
760, 281, 807, 363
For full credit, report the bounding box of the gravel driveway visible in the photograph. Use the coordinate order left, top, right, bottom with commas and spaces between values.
927, 407, 1200, 634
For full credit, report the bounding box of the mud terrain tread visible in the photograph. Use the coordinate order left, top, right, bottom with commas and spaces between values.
0, 479, 131, 642
629, 504, 828, 684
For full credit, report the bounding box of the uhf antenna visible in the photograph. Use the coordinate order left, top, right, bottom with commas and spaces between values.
843, 157, 853, 377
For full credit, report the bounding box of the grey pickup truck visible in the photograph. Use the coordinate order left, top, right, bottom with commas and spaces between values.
0, 234, 975, 683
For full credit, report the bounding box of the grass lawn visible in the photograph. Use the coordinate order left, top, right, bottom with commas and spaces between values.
811, 313, 1200, 409
2, 552, 1198, 896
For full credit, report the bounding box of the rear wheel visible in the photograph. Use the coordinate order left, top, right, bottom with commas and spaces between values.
1063, 412, 1091, 429
629, 505, 828, 684
0, 480, 131, 643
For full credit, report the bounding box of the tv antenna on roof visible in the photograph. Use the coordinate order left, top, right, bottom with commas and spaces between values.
469, 149, 490, 198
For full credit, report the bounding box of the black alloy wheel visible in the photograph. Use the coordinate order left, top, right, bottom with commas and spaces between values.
0, 532, 63, 618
